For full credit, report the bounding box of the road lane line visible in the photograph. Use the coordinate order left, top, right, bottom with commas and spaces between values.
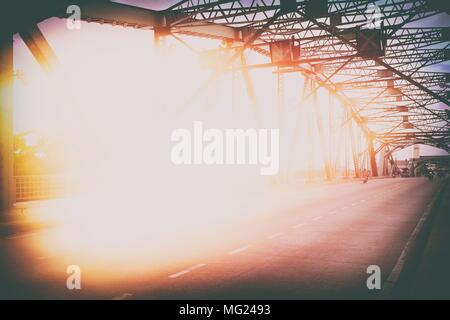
329, 210, 337, 215
169, 263, 206, 278
291, 223, 305, 229
188, 263, 207, 271
267, 233, 282, 239
312, 216, 323, 221
228, 245, 251, 255
112, 293, 133, 300
168, 270, 190, 279
341, 206, 348, 210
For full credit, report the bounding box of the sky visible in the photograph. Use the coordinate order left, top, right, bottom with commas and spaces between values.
115, 0, 181, 10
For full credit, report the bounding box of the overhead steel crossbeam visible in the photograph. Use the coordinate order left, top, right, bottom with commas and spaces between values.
293, 2, 449, 148
2, 0, 449, 151
160, 0, 449, 149
378, 129, 450, 151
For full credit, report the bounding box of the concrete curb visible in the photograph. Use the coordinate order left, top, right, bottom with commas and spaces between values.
378, 178, 449, 299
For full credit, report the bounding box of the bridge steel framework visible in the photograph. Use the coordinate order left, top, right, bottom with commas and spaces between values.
1, 0, 450, 214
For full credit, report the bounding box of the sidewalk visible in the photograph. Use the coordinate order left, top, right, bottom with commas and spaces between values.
409, 180, 450, 299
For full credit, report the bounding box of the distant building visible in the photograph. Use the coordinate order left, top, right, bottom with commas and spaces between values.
395, 159, 410, 170
412, 145, 420, 159
412, 155, 450, 176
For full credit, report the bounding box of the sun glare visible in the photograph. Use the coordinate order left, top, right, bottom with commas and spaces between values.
12, 18, 369, 282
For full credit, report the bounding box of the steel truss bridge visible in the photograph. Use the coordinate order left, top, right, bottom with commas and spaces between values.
1, 0, 450, 208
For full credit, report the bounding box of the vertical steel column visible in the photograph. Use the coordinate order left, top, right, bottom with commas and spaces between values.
335, 122, 344, 178
306, 78, 315, 182
277, 70, 285, 110
368, 136, 378, 177
380, 146, 389, 176
0, 33, 14, 216
342, 117, 349, 178
349, 118, 359, 177
19, 25, 58, 74
277, 70, 286, 183
232, 56, 239, 112
240, 53, 257, 108
328, 93, 335, 179
154, 26, 170, 48
313, 85, 331, 181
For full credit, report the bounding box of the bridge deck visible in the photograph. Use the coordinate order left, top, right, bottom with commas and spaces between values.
0, 177, 445, 299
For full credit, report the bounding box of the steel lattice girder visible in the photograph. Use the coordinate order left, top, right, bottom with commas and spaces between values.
162, 0, 450, 148
2, 0, 450, 150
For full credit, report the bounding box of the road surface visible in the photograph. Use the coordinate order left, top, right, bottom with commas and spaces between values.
0, 177, 442, 299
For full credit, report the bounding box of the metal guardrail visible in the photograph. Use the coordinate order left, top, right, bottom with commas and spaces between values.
14, 175, 67, 202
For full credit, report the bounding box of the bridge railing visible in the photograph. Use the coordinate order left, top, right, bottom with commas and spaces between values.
14, 175, 68, 202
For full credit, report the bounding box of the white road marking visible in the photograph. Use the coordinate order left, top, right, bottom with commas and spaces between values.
351, 202, 357, 206
291, 223, 305, 229
312, 216, 323, 221
360, 199, 366, 203
112, 293, 133, 300
228, 245, 251, 255
168, 270, 190, 279
329, 210, 337, 215
267, 233, 282, 239
168, 263, 206, 279
341, 206, 348, 210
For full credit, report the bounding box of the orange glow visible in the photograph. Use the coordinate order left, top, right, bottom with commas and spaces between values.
13, 19, 370, 283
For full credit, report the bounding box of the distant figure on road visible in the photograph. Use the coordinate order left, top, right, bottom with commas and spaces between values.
362, 169, 370, 184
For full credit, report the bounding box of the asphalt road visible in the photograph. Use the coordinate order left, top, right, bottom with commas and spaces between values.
0, 177, 442, 299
